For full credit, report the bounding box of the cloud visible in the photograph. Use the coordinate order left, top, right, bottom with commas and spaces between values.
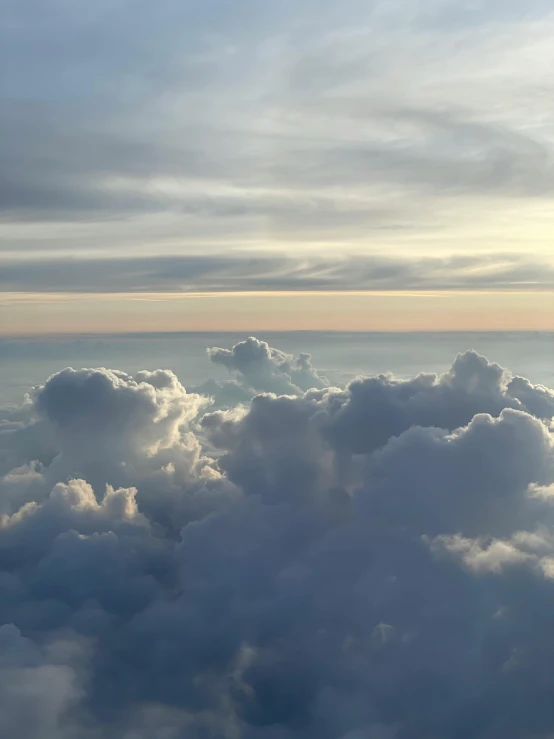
1, 337, 554, 736
1, 1, 554, 268
2, 252, 554, 294
208, 336, 329, 395
204, 348, 554, 498
0, 624, 84, 739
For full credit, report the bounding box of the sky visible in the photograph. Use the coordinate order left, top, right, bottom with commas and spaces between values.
1, 0, 554, 332
4, 5, 554, 733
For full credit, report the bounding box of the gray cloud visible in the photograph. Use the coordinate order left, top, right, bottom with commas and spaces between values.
191, 336, 329, 409
3, 0, 554, 729
208, 336, 329, 395
0, 624, 83, 739
304, 106, 554, 198
2, 102, 551, 224
1, 252, 553, 294
2, 337, 554, 735
1, 0, 553, 257
204, 348, 554, 502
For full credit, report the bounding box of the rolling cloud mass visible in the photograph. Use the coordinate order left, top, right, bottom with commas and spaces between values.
1, 337, 554, 737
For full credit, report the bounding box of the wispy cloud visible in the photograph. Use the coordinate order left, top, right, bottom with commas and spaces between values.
1, 0, 554, 263
1, 253, 552, 294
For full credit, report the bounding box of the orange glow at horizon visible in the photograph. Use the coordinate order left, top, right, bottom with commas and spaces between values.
2, 290, 554, 335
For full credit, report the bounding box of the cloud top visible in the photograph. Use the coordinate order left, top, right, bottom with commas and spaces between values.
1, 337, 554, 736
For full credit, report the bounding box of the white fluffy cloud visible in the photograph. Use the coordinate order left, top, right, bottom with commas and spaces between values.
208, 336, 329, 395
1, 338, 554, 737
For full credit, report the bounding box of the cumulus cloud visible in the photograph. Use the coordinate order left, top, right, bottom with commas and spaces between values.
1, 366, 233, 530
0, 624, 84, 739
208, 336, 329, 395
1, 337, 554, 737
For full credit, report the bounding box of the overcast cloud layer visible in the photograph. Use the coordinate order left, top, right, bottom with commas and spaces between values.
2, 336, 554, 736
2, 0, 554, 295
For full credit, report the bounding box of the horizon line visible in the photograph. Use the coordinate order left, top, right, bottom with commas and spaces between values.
2, 329, 554, 340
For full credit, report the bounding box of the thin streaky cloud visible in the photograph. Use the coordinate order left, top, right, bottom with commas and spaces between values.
0, 253, 553, 294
